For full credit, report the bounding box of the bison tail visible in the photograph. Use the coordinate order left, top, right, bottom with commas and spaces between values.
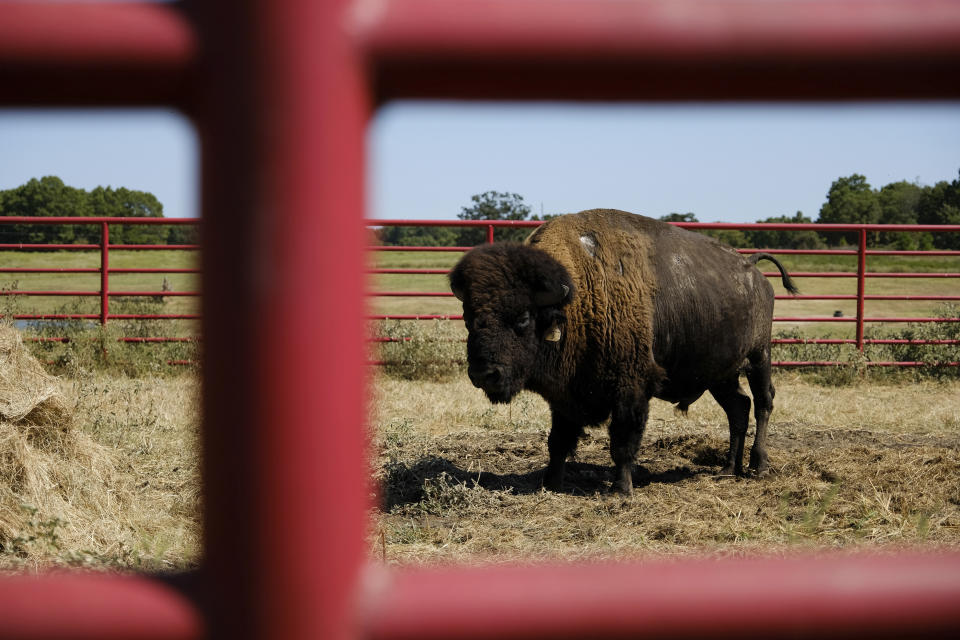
749, 252, 800, 295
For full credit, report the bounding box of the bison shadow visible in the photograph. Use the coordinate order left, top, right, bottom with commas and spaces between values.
379, 455, 705, 511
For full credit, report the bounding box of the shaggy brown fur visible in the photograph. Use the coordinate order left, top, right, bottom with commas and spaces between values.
450, 209, 797, 494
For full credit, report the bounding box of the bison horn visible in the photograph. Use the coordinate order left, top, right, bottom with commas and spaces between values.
534, 284, 570, 307
451, 285, 465, 301
545, 323, 562, 342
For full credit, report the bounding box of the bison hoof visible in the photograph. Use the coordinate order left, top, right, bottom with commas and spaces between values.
543, 480, 563, 492
610, 466, 634, 495
610, 481, 633, 496
610, 473, 634, 495
715, 465, 739, 478
749, 451, 770, 477
542, 471, 564, 492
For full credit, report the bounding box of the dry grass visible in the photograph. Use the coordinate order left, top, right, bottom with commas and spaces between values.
3, 313, 957, 574
0, 326, 201, 572
370, 373, 960, 566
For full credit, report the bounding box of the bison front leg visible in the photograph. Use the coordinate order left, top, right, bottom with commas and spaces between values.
543, 412, 581, 492
709, 379, 751, 477
608, 395, 650, 495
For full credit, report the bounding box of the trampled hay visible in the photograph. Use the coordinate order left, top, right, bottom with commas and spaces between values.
371, 375, 960, 565
0, 325, 201, 571
0, 325, 121, 565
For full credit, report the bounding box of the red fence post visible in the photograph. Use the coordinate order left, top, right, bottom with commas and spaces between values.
100, 221, 109, 325
856, 228, 867, 351
196, 1, 369, 638
486, 223, 494, 244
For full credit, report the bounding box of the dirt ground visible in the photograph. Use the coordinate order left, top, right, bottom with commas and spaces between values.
3, 365, 956, 572
370, 374, 960, 565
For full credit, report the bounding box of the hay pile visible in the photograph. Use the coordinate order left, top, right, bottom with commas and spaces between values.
0, 325, 122, 565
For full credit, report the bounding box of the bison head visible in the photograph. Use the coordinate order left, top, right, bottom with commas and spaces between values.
449, 243, 575, 403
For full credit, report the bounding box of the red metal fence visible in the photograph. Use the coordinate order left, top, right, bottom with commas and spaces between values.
0, 216, 200, 335
370, 219, 960, 367
3, 1, 960, 640
5, 215, 956, 368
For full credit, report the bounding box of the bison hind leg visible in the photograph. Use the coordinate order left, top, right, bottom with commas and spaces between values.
709, 379, 751, 477
745, 351, 775, 477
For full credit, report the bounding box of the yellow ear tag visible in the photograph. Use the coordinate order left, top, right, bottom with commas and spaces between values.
545, 324, 562, 342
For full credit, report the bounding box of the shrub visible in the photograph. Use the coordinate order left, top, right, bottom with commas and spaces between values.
772, 304, 960, 383
8, 297, 198, 378
865, 303, 960, 380
375, 320, 466, 382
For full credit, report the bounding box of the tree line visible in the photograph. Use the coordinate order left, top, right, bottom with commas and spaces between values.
376, 172, 960, 250
0, 176, 196, 245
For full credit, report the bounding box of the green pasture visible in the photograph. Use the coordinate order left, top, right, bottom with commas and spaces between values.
0, 250, 200, 318
0, 251, 200, 374
2, 247, 956, 357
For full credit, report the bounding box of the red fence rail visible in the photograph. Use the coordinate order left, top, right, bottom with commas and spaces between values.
3, 1, 960, 640
0, 216, 200, 341
368, 219, 960, 367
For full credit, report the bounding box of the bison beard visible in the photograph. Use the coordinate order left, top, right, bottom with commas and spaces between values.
450, 209, 797, 495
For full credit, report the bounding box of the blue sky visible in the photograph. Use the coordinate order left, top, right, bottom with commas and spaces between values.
0, 109, 199, 219
1, 102, 958, 223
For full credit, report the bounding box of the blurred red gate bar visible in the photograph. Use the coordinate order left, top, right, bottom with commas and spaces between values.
357, 0, 960, 102
362, 554, 960, 640
1, 1, 960, 640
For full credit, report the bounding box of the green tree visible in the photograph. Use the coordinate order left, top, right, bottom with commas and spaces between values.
0, 176, 92, 244
659, 212, 698, 223
166, 224, 199, 245
878, 181, 921, 225
817, 174, 881, 245
918, 180, 952, 225
704, 226, 751, 248
456, 191, 533, 246
747, 212, 825, 250
659, 212, 751, 248
376, 225, 458, 247
89, 185, 166, 245
0, 177, 176, 246
531, 212, 561, 223
917, 171, 960, 249
877, 180, 925, 249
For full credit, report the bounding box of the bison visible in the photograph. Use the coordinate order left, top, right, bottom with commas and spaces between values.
449, 209, 798, 495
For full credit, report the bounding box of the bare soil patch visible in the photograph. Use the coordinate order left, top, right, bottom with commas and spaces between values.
371, 375, 960, 565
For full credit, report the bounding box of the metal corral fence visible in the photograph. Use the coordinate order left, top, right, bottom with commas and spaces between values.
369, 219, 960, 368
3, 2, 960, 640
0, 216, 200, 343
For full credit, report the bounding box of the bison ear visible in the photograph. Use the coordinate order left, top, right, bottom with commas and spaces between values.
449, 267, 467, 301
533, 282, 571, 308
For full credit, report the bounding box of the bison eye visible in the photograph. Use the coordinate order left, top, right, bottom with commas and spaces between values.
515, 311, 531, 331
